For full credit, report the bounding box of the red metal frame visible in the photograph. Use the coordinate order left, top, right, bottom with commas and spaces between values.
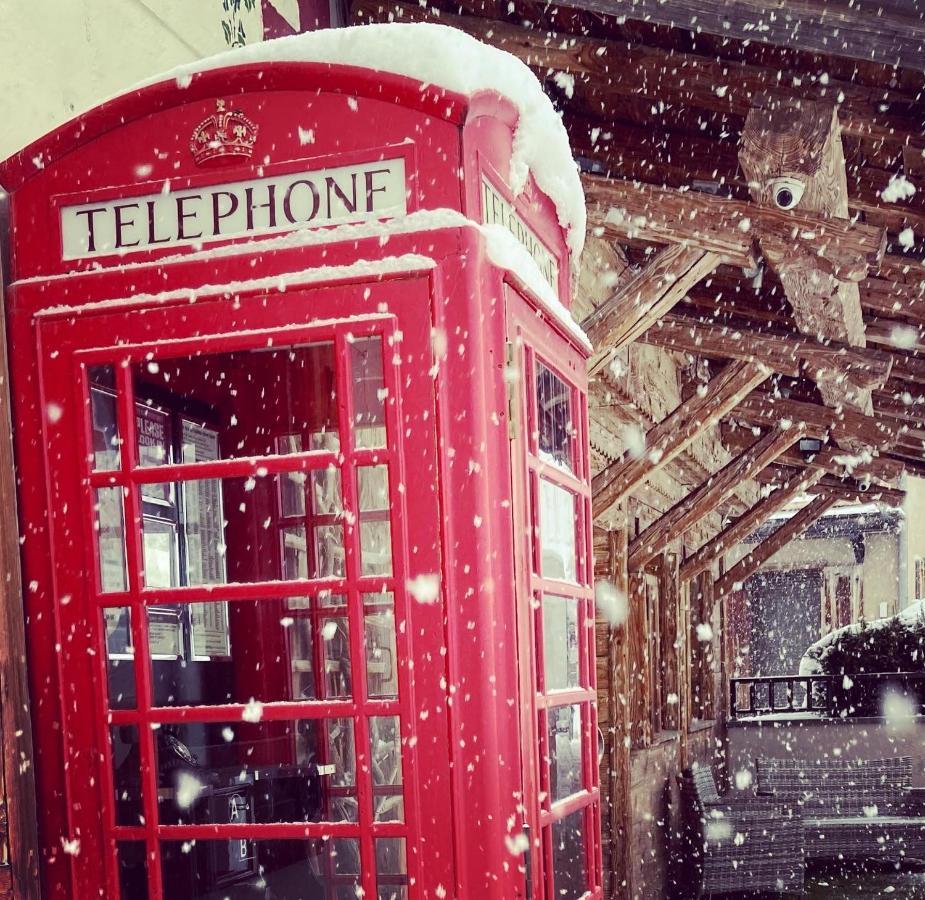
1, 55, 595, 899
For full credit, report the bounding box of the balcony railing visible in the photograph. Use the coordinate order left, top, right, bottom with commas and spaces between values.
729, 672, 925, 720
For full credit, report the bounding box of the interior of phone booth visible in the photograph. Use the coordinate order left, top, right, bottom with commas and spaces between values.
93, 336, 402, 897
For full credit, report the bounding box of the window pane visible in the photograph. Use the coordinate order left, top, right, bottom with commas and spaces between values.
139, 473, 346, 587
161, 838, 359, 898
155, 718, 356, 825
116, 842, 148, 900
377, 837, 408, 900
547, 705, 583, 802
536, 361, 573, 472
351, 336, 387, 449
96, 487, 127, 592
358, 466, 393, 576
539, 479, 577, 582
103, 607, 136, 709
111, 725, 143, 826
145, 597, 354, 707
543, 595, 580, 691
551, 810, 588, 900
134, 342, 340, 463
366, 594, 398, 699
370, 716, 404, 822
88, 365, 120, 470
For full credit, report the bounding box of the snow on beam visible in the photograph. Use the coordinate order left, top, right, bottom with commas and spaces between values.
627, 424, 804, 571
714, 492, 839, 598
680, 469, 826, 582
583, 176, 886, 283
582, 244, 720, 372
739, 98, 875, 414
591, 360, 769, 519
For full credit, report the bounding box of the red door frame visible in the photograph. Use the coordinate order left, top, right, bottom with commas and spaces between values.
31, 272, 453, 899
506, 286, 602, 900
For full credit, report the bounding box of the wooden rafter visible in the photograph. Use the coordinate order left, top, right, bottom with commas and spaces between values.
627, 425, 803, 571
641, 313, 893, 389
592, 360, 768, 519
584, 176, 886, 282
582, 244, 720, 371
757, 464, 906, 507
714, 492, 839, 597
680, 469, 826, 582
545, 0, 925, 74
733, 391, 900, 450
352, 0, 925, 144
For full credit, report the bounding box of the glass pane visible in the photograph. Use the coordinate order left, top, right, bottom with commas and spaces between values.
139, 473, 345, 587
351, 336, 387, 449
110, 725, 143, 826
539, 479, 577, 582
134, 342, 340, 463
155, 718, 356, 825
547, 705, 583, 802
543, 595, 580, 692
103, 607, 136, 709
366, 595, 398, 699
146, 598, 355, 707
161, 838, 359, 898
322, 615, 352, 699
370, 716, 404, 822
551, 809, 588, 900
116, 842, 148, 900
536, 361, 573, 472
88, 365, 120, 470
358, 466, 393, 577
377, 837, 408, 900
96, 487, 127, 593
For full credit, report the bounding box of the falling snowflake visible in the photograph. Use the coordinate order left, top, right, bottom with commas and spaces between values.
407, 573, 440, 604
242, 698, 264, 723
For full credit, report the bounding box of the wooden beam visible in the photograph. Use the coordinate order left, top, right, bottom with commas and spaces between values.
714, 492, 839, 597
592, 360, 768, 518
0, 245, 40, 897
757, 464, 906, 507
542, 0, 925, 74
720, 423, 914, 486
627, 425, 802, 570
582, 244, 720, 368
351, 0, 924, 146
680, 468, 826, 582
739, 98, 873, 413
641, 313, 893, 389
733, 391, 900, 450
584, 176, 886, 282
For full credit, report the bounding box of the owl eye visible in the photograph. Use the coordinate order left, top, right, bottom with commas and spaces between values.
768, 177, 806, 210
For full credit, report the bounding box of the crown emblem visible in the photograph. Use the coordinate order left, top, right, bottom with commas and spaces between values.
190, 99, 258, 167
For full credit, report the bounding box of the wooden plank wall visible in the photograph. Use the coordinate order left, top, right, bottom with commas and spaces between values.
0, 225, 40, 899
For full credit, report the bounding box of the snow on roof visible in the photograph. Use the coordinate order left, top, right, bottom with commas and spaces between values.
155, 23, 585, 264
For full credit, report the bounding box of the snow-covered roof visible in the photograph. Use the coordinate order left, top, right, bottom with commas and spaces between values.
156, 23, 585, 264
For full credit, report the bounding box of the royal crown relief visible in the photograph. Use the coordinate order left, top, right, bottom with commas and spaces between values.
59, 98, 407, 261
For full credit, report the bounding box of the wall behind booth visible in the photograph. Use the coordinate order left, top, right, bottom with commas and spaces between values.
0, 1, 262, 159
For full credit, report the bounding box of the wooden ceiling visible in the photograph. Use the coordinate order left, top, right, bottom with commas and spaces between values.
352, 0, 925, 518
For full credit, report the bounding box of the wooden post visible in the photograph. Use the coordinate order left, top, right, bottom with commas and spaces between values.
0, 245, 41, 898
592, 360, 768, 518
715, 492, 838, 597
607, 526, 632, 900
627, 425, 802, 570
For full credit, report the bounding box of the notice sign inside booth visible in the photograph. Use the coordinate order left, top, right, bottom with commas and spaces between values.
60, 157, 407, 260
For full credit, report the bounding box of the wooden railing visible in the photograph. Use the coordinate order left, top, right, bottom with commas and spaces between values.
729, 672, 925, 720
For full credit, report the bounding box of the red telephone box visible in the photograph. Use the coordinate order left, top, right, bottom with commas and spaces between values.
0, 25, 600, 900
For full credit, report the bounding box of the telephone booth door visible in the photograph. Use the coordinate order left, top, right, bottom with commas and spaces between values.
33, 278, 451, 899
507, 289, 603, 900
